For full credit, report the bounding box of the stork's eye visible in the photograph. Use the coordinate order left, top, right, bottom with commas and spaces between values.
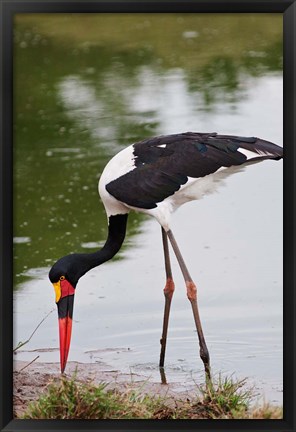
60, 276, 65, 281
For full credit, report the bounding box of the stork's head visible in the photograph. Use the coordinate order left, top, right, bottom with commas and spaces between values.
49, 254, 85, 373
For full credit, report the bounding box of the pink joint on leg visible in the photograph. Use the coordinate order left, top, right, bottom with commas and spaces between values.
164, 278, 175, 299
186, 281, 197, 301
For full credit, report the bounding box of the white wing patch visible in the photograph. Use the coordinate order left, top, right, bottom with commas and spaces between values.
239, 148, 274, 160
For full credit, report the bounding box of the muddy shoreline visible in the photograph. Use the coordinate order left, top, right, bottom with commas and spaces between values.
13, 360, 199, 418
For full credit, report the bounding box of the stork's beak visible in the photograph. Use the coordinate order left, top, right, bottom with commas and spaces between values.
53, 278, 75, 374
57, 295, 74, 373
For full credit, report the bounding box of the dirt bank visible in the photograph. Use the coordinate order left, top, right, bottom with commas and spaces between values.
13, 360, 198, 418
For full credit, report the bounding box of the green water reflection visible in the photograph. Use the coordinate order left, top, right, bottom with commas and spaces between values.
13, 13, 282, 287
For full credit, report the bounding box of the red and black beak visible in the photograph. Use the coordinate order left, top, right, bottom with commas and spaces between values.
53, 279, 75, 373
57, 295, 74, 373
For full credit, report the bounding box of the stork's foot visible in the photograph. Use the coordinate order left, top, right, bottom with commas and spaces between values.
201, 346, 211, 382
159, 366, 168, 385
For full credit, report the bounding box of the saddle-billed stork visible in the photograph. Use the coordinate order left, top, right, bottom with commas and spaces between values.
49, 132, 283, 379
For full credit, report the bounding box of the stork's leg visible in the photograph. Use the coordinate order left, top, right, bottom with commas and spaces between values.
167, 229, 211, 380
159, 227, 175, 369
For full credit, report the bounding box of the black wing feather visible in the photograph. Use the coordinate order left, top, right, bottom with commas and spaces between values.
106, 132, 282, 209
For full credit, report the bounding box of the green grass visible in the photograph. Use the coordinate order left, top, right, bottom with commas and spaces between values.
22, 374, 282, 420
179, 375, 255, 419
22, 377, 172, 419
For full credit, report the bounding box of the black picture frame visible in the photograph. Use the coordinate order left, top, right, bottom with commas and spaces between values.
1, 1, 295, 431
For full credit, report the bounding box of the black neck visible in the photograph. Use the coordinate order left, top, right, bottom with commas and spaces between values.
80, 214, 128, 274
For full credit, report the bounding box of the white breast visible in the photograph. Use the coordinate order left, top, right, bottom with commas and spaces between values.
98, 145, 136, 217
